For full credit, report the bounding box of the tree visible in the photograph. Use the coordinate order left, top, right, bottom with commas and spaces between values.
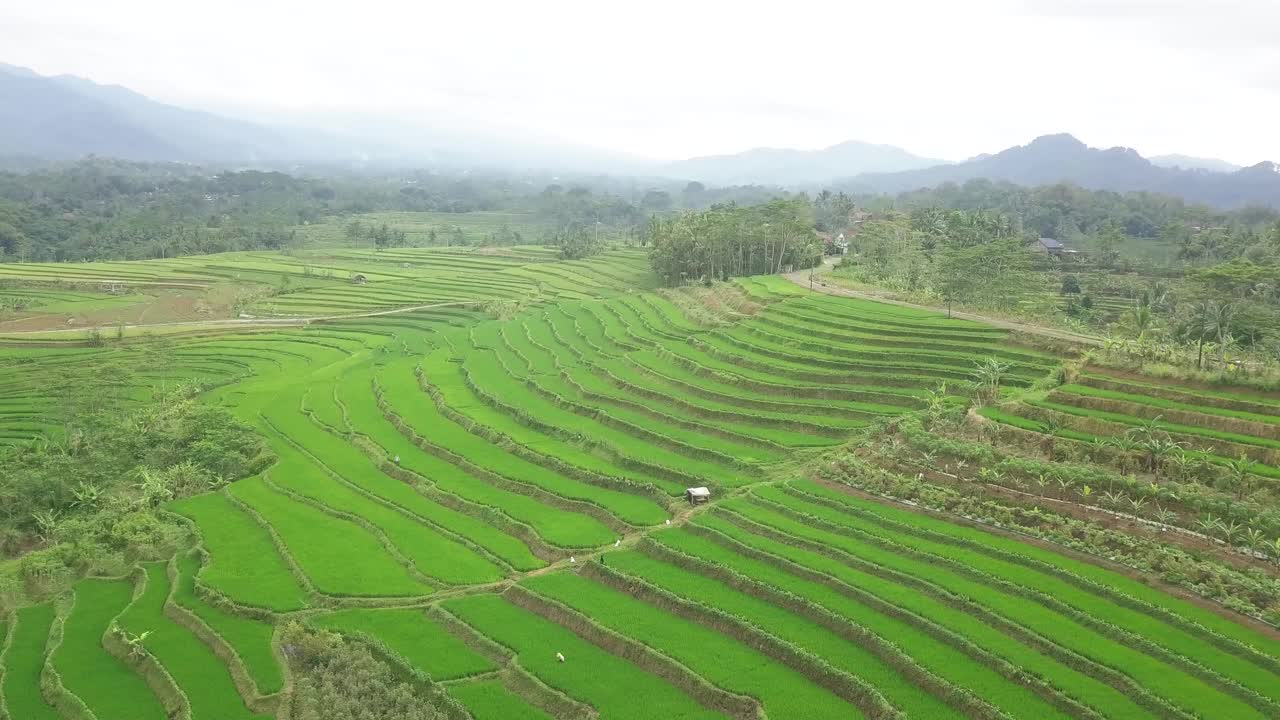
550, 223, 602, 260
640, 190, 673, 213
647, 199, 820, 285
1125, 302, 1157, 341
1202, 300, 1237, 369
934, 237, 1033, 317
1096, 226, 1123, 268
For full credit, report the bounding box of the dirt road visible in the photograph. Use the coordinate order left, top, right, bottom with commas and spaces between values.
783, 261, 1101, 347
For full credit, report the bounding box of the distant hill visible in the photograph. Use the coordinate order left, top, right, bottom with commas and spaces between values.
0, 63, 318, 164
0, 63, 645, 172
846, 134, 1280, 209
1149, 154, 1241, 173
662, 140, 946, 187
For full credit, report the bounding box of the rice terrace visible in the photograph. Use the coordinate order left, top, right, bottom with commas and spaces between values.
0, 213, 1277, 720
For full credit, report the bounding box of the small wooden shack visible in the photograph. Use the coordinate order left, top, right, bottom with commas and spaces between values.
685, 486, 710, 505
351, 274, 368, 285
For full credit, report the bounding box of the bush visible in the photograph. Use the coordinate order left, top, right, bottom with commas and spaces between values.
280, 623, 456, 720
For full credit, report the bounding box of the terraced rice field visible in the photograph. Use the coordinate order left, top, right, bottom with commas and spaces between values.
980, 367, 1280, 478
2, 252, 1277, 720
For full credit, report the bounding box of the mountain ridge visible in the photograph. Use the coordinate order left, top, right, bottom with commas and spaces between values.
660, 140, 947, 186
0, 63, 649, 173
843, 134, 1280, 209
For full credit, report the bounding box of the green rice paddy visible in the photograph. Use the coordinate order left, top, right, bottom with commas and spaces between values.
2, 246, 1276, 720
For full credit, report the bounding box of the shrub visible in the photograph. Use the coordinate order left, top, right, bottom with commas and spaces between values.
281, 623, 457, 720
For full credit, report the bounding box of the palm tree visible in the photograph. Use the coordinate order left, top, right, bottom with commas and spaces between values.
1202, 300, 1236, 370
1145, 438, 1184, 481
1185, 300, 1213, 369
1107, 435, 1140, 475
1127, 301, 1156, 342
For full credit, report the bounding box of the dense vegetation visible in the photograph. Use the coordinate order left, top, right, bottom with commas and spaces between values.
647, 198, 822, 283
0, 160, 776, 262
1, 165, 1279, 720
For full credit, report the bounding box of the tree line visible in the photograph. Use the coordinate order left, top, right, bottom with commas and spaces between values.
646, 199, 822, 285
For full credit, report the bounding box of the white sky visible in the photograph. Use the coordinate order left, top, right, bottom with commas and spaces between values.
3, 0, 1278, 164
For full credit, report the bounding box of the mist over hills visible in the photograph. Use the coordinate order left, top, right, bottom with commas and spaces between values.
659, 141, 947, 186
0, 63, 644, 173
1149, 154, 1241, 173
842, 134, 1279, 209
2, 62, 1276, 209
0, 62, 316, 164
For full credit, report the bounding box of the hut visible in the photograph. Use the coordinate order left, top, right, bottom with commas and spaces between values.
351, 273, 368, 285
685, 487, 711, 505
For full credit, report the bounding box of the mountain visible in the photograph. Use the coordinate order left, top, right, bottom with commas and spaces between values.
0, 63, 646, 172
1149, 154, 1241, 173
0, 64, 322, 164
662, 140, 946, 187
847, 134, 1280, 209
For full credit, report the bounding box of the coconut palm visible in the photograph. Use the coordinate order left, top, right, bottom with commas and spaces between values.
1126, 301, 1157, 342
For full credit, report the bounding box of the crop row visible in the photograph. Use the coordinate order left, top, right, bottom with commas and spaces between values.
759, 483, 1280, 709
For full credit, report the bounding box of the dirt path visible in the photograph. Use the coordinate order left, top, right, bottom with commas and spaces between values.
783, 260, 1101, 347
0, 300, 480, 336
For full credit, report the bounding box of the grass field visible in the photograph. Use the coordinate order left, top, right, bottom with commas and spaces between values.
2, 247, 1278, 720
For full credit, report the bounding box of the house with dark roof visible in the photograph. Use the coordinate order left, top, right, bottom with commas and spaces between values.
1035, 237, 1064, 255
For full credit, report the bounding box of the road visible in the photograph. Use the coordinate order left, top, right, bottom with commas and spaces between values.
784, 260, 1101, 347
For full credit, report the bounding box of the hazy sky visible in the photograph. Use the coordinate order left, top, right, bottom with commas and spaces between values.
3, 0, 1278, 164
